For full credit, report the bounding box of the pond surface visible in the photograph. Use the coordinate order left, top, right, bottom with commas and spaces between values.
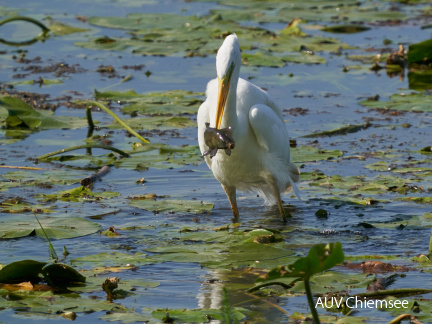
1, 0, 432, 323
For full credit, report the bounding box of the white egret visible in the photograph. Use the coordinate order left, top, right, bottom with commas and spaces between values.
197, 34, 300, 221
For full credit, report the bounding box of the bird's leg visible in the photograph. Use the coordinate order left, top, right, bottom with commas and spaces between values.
275, 193, 286, 223
268, 176, 287, 223
221, 184, 239, 218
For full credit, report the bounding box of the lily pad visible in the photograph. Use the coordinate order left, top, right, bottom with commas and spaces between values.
94, 89, 203, 116
302, 123, 371, 137
129, 197, 214, 214
108, 115, 196, 130
71, 252, 155, 267
41, 263, 86, 286
0, 289, 129, 315
207, 1, 406, 23
37, 186, 120, 202
408, 39, 432, 63
146, 229, 297, 269
77, 12, 352, 60
0, 260, 47, 283
152, 307, 246, 323
259, 242, 344, 280
0, 96, 88, 129
322, 25, 371, 33
48, 20, 90, 36
242, 51, 326, 66
408, 70, 432, 91
0, 216, 100, 239
359, 92, 432, 112
114, 144, 202, 170
291, 145, 343, 162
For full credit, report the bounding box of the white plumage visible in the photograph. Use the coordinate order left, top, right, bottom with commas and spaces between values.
197, 34, 300, 221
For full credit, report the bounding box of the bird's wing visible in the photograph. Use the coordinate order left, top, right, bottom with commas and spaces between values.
249, 104, 301, 200
249, 104, 289, 154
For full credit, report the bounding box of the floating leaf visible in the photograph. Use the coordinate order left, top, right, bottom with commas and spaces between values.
0, 96, 87, 129
108, 115, 196, 130
146, 229, 297, 269
152, 308, 246, 323
0, 260, 47, 283
94, 89, 203, 115
242, 51, 325, 66
291, 145, 343, 162
408, 39, 432, 63
408, 70, 432, 91
37, 186, 120, 202
129, 197, 214, 214
322, 25, 371, 33
48, 20, 90, 36
0, 217, 100, 239
360, 92, 432, 112
41, 263, 86, 286
302, 123, 371, 137
71, 252, 155, 267
259, 242, 344, 281
7, 78, 63, 86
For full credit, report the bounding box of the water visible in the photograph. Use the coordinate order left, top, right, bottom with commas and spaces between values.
1, 0, 432, 323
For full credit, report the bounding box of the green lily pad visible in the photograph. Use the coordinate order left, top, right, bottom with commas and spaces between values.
291, 145, 343, 162
242, 51, 326, 67
359, 92, 432, 112
48, 20, 90, 36
152, 307, 246, 323
0, 200, 54, 213
2, 170, 82, 185
41, 263, 86, 286
0, 289, 129, 314
408, 70, 432, 91
0, 260, 47, 283
408, 39, 432, 63
77, 12, 352, 60
94, 89, 203, 116
129, 197, 214, 214
302, 123, 371, 137
37, 186, 120, 202
146, 229, 297, 269
259, 242, 344, 281
207, 1, 406, 24
0, 96, 88, 129
378, 297, 432, 323
71, 252, 155, 267
7, 78, 63, 86
0, 216, 100, 239
114, 144, 202, 170
100, 312, 151, 323
322, 25, 371, 33
287, 271, 375, 295
108, 115, 196, 130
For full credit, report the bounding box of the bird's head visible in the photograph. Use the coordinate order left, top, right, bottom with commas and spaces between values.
215, 34, 241, 129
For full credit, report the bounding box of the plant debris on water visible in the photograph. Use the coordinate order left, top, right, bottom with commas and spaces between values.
0, 0, 432, 323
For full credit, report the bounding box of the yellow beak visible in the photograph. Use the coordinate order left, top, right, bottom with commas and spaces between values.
215, 63, 234, 129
